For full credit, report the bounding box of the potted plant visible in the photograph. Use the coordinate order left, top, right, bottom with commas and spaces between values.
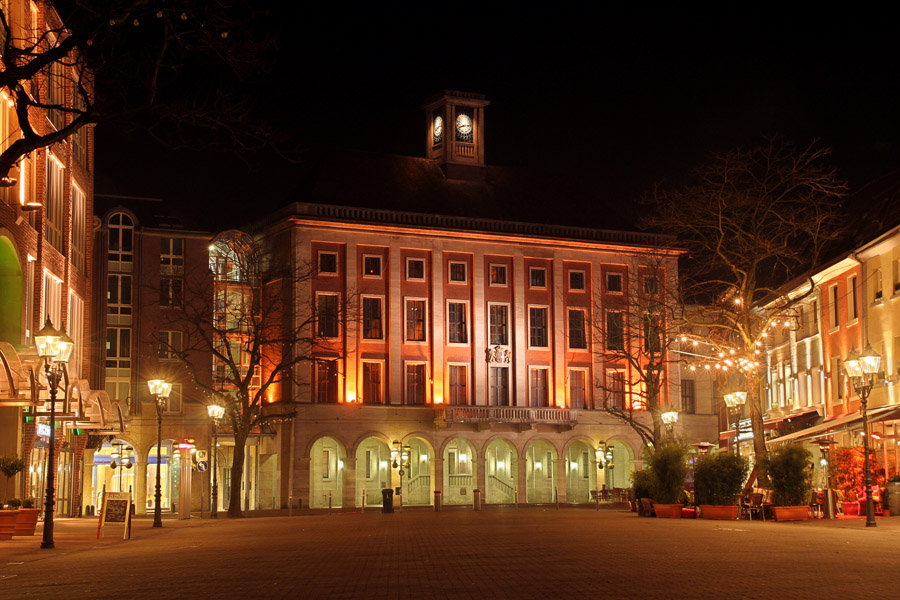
14, 498, 41, 537
695, 451, 748, 520
829, 446, 878, 516
764, 443, 812, 521
631, 468, 656, 516
648, 442, 688, 518
1, 454, 25, 505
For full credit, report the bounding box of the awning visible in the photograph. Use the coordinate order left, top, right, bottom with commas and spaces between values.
766, 405, 900, 446
720, 407, 819, 439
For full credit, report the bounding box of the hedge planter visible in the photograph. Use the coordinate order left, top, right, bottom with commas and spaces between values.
13, 508, 41, 536
654, 504, 683, 518
773, 506, 809, 522
0, 510, 19, 540
701, 505, 740, 520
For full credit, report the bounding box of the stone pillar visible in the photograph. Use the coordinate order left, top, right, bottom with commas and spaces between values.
477, 456, 487, 501
342, 456, 357, 508
134, 459, 148, 515
517, 452, 527, 505
433, 456, 444, 494
556, 457, 567, 504
296, 456, 311, 508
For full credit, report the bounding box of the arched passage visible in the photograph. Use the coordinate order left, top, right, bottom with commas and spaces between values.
401, 437, 433, 506
310, 436, 345, 508
0, 236, 23, 344
484, 438, 517, 504
565, 440, 597, 503
525, 439, 558, 503
355, 436, 391, 506
442, 437, 477, 505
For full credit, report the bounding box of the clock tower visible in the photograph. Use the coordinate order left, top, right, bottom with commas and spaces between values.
422, 91, 489, 180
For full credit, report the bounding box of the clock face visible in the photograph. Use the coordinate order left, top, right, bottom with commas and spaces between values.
455, 108, 474, 142
433, 114, 443, 146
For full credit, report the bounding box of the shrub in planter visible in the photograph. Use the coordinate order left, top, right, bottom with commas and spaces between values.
764, 443, 812, 507
695, 452, 748, 506
631, 468, 656, 516
649, 442, 689, 504
21, 498, 35, 509
6, 498, 21, 509
0, 455, 26, 505
829, 446, 879, 504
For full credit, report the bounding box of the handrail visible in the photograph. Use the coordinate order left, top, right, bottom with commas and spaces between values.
443, 405, 576, 425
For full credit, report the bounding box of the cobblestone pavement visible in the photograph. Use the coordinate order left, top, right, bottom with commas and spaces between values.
2, 508, 899, 599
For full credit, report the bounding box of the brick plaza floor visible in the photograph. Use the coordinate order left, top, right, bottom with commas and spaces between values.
2, 507, 899, 599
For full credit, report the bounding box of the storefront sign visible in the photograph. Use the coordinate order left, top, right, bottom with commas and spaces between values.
36, 423, 51, 438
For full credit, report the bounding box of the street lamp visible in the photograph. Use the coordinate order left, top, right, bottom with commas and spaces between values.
391, 440, 410, 471
34, 319, 74, 550
661, 410, 679, 438
206, 403, 226, 518
845, 345, 881, 528
813, 438, 837, 519
596, 442, 615, 490
723, 391, 747, 456
148, 379, 173, 528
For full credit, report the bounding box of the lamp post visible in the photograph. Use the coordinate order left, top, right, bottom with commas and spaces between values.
723, 391, 747, 456
207, 404, 225, 518
148, 379, 173, 528
34, 319, 74, 550
661, 410, 679, 439
813, 438, 837, 519
596, 442, 614, 490
845, 345, 881, 528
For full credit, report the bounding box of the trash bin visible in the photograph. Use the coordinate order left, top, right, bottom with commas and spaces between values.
473, 489, 482, 511
434, 490, 442, 512
382, 488, 394, 514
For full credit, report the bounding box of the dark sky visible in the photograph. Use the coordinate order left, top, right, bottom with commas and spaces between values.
94, 2, 900, 231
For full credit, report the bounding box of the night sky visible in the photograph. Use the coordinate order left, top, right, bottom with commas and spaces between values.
94, 2, 900, 232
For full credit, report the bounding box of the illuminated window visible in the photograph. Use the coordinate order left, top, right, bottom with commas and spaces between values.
42, 270, 62, 328
405, 363, 426, 405
489, 264, 507, 286
447, 301, 468, 344
363, 255, 382, 277
105, 327, 131, 370
46, 60, 65, 130
569, 270, 586, 291
405, 298, 427, 342
362, 296, 383, 340
529, 306, 548, 347
316, 294, 340, 338
530, 267, 547, 288
569, 369, 588, 409
489, 304, 509, 345
606, 272, 623, 293
70, 185, 86, 272
449, 261, 467, 283
165, 384, 183, 414
529, 368, 549, 407
448, 364, 468, 405
315, 359, 338, 403
848, 275, 858, 321
44, 155, 64, 251
318, 251, 338, 275
829, 284, 839, 328
873, 269, 883, 302
489, 366, 509, 406
406, 258, 425, 280
568, 308, 587, 349
606, 369, 626, 410
159, 330, 183, 360
362, 361, 382, 404
67, 291, 84, 376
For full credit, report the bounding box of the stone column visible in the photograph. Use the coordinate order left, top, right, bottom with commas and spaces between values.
342, 456, 357, 508
134, 458, 148, 515
555, 457, 567, 504
296, 456, 311, 509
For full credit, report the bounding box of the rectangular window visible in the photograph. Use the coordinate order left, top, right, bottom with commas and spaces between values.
318, 251, 338, 275
362, 362, 382, 405
362, 297, 383, 340
607, 370, 626, 410
323, 450, 332, 480
784, 362, 794, 406
70, 185, 86, 272
643, 314, 662, 353
449, 261, 467, 283
159, 330, 183, 360
363, 255, 382, 277
317, 294, 340, 338
67, 291, 84, 377
829, 285, 839, 328
107, 274, 133, 316
643, 275, 659, 295
682, 379, 696, 414
489, 366, 510, 406
160, 277, 184, 308
529, 368, 549, 407
405, 299, 427, 342
874, 269, 883, 302
105, 327, 131, 369
315, 359, 338, 403
447, 301, 468, 344
405, 363, 426, 405
161, 237, 185, 267
530, 267, 547, 288
406, 258, 425, 280
569, 369, 587, 409
568, 309, 587, 349
165, 384, 183, 414
848, 275, 858, 321
489, 264, 507, 286
44, 154, 64, 252
569, 270, 586, 291
529, 306, 549, 347
489, 304, 509, 345
606, 311, 624, 351
25, 258, 35, 343
42, 270, 63, 328
582, 452, 590, 479
606, 272, 623, 293
833, 357, 843, 402
894, 259, 900, 294
449, 364, 468, 405
47, 60, 65, 130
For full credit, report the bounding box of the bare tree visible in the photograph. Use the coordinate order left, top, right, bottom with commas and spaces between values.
154, 230, 349, 517
592, 251, 682, 450
0, 1, 273, 181
644, 137, 847, 481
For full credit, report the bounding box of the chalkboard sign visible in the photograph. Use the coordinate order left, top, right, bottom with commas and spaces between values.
98, 489, 133, 539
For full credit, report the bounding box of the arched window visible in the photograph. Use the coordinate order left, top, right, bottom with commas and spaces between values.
108, 213, 134, 264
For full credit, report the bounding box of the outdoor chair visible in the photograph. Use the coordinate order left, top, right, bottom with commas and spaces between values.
746, 493, 765, 521
639, 497, 656, 517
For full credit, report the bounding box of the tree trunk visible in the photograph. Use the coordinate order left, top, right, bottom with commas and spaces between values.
227, 430, 249, 518
748, 374, 771, 487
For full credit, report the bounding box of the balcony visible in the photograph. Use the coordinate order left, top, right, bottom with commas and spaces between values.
438, 405, 577, 430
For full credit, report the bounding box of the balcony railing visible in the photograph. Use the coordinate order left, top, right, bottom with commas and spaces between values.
440, 405, 577, 426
